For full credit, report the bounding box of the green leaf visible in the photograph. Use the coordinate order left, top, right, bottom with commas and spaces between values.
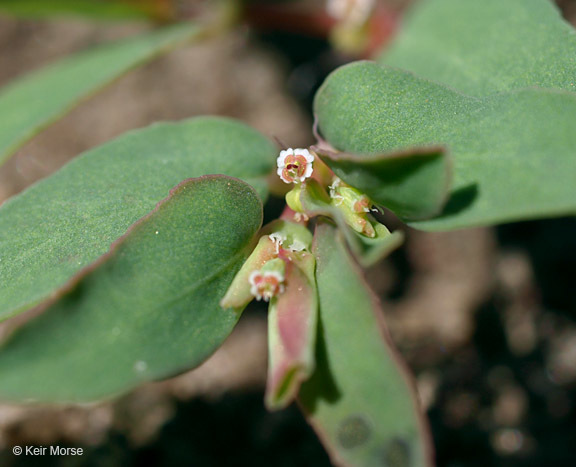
314, 62, 576, 230
380, 0, 576, 97
0, 22, 201, 167
0, 117, 276, 321
341, 225, 404, 268
313, 144, 451, 220
318, 0, 576, 230
299, 222, 432, 467
0, 0, 168, 20
0, 176, 262, 402
266, 251, 317, 410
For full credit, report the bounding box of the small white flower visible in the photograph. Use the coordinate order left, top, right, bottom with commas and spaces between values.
277, 148, 314, 184
249, 270, 285, 301
329, 178, 345, 206
288, 239, 307, 252
269, 232, 286, 254
327, 0, 375, 25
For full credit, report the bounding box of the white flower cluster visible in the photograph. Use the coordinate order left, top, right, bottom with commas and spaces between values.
276, 148, 314, 184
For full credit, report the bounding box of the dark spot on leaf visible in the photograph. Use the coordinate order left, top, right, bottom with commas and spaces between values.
337, 415, 371, 449
382, 437, 411, 467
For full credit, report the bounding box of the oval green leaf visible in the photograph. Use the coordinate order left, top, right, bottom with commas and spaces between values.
0, 22, 201, 166
299, 222, 432, 466
381, 0, 576, 97
0, 176, 262, 402
0, 116, 276, 320
315, 62, 576, 230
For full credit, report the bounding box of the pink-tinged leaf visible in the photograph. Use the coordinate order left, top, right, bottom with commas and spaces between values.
220, 236, 278, 310
266, 251, 317, 410
299, 222, 433, 466
221, 219, 314, 309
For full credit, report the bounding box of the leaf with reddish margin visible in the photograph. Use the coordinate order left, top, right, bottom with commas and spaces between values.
266, 250, 317, 410
0, 176, 262, 402
299, 222, 433, 466
0, 117, 275, 322
315, 61, 576, 230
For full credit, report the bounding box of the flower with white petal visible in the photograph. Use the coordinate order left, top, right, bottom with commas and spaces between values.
269, 232, 286, 254
329, 178, 345, 205
288, 239, 307, 252
327, 0, 375, 25
277, 148, 314, 184
249, 269, 285, 302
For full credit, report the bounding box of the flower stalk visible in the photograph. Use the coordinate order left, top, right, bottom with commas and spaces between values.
221, 219, 318, 410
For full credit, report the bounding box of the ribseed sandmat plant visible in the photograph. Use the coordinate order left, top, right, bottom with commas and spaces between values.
1, 0, 575, 465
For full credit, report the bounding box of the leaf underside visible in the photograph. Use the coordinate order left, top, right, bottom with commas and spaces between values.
0, 176, 262, 403
0, 117, 276, 321
299, 222, 432, 467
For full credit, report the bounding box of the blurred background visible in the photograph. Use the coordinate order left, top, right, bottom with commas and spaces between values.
0, 1, 575, 465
